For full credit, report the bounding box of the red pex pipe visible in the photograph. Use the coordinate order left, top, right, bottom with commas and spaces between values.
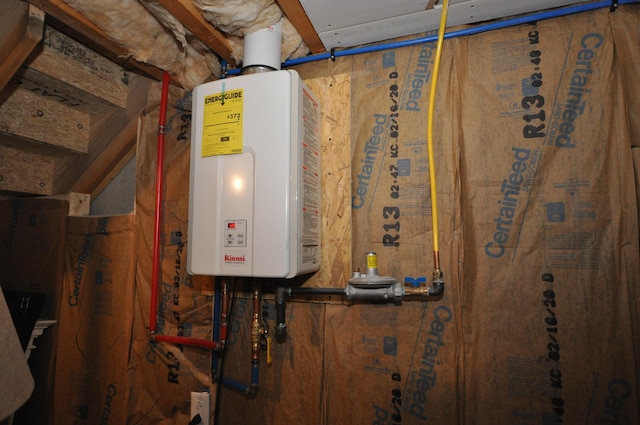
149, 71, 170, 333
148, 73, 224, 352
153, 334, 223, 351
149, 71, 226, 350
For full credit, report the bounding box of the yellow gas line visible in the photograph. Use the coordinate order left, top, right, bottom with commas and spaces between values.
427, 0, 450, 279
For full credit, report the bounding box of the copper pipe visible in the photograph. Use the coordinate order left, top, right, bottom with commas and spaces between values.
433, 251, 441, 275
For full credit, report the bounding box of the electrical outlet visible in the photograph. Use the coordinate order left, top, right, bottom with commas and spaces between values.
190, 391, 210, 425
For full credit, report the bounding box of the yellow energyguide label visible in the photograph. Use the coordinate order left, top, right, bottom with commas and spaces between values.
201, 88, 243, 157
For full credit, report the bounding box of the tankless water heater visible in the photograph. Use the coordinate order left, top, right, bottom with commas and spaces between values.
187, 70, 321, 278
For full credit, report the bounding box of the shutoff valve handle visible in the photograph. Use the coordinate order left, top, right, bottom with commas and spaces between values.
404, 277, 427, 288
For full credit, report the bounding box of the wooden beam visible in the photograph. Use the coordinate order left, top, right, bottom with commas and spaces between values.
0, 86, 91, 153
52, 74, 152, 194
25, 0, 167, 82
69, 113, 138, 197
0, 143, 55, 196
0, 3, 45, 92
276, 0, 325, 54
45, 192, 91, 216
155, 0, 236, 66
11, 66, 121, 116
22, 26, 130, 110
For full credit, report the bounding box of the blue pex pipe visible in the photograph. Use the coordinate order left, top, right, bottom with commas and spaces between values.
251, 363, 259, 386
211, 278, 258, 394
220, 376, 251, 394
226, 0, 639, 75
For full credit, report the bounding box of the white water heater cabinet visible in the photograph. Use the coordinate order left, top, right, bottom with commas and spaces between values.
187, 70, 321, 278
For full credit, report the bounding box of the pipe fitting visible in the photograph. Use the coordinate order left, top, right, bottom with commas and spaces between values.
428, 269, 445, 297
275, 287, 288, 342
429, 277, 445, 297
403, 273, 445, 298
403, 285, 430, 297
432, 268, 443, 281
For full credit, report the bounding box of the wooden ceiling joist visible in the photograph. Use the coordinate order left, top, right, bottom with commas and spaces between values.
53, 75, 151, 195
276, 0, 326, 54
155, 0, 236, 66
0, 2, 45, 93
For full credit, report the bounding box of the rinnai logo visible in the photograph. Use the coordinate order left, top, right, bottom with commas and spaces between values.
224, 254, 246, 263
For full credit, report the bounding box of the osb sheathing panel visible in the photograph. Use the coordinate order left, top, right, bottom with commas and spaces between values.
0, 2, 44, 93
24, 26, 130, 110
0, 143, 54, 195
304, 74, 352, 288
11, 65, 123, 116
0, 86, 90, 153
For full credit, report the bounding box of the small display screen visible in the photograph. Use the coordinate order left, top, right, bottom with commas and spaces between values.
227, 222, 236, 229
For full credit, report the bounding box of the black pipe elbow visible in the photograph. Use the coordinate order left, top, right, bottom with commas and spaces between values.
428, 279, 445, 297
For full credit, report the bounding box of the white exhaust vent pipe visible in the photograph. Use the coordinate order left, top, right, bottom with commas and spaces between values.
242, 19, 283, 73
